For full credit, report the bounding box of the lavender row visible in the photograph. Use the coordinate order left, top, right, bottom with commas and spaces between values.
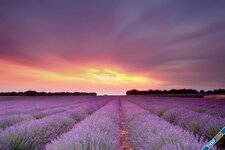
162, 98, 225, 118
0, 96, 88, 116
122, 101, 211, 150
30, 101, 90, 119
46, 100, 120, 150
0, 100, 108, 150
130, 96, 225, 118
0, 102, 87, 130
131, 99, 225, 148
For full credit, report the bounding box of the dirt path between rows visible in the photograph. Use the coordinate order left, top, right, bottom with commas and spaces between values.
119, 100, 134, 150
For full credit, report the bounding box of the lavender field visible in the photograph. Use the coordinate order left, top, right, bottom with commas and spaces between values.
0, 96, 224, 150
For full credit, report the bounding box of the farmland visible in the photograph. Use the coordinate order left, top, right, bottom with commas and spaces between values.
0, 96, 224, 150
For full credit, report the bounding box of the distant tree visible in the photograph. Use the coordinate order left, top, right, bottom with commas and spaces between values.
24, 90, 38, 96
126, 89, 139, 95
213, 89, 225, 94
126, 88, 225, 95
200, 90, 205, 94
0, 91, 97, 96
206, 90, 213, 94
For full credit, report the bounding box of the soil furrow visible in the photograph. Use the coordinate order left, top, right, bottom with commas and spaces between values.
119, 100, 133, 150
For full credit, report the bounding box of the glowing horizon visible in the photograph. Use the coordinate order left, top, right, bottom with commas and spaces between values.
0, 58, 164, 95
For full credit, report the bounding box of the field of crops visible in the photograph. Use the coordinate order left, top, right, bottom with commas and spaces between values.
0, 96, 224, 150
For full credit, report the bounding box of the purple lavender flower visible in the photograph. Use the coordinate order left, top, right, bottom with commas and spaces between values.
122, 100, 213, 150
0, 100, 107, 150
46, 100, 120, 150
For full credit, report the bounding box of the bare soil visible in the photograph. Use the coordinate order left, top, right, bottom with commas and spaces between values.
119, 100, 134, 150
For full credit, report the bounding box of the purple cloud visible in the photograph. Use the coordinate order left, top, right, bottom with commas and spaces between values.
0, 0, 225, 90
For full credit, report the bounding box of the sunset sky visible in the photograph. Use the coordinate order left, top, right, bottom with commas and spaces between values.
0, 0, 225, 95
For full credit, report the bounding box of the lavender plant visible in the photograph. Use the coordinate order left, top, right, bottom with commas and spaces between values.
0, 103, 86, 130
133, 96, 225, 118
46, 100, 120, 150
122, 101, 212, 150
131, 98, 225, 149
0, 101, 107, 150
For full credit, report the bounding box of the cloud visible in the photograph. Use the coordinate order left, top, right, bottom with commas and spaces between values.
0, 0, 225, 92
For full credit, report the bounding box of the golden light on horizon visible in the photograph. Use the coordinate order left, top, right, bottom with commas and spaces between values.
0, 59, 164, 93
83, 68, 149, 85
33, 67, 152, 86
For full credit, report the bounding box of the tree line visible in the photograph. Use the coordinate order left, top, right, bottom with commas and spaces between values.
0, 90, 97, 96
126, 89, 225, 95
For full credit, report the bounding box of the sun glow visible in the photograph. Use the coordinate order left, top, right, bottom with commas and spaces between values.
32, 67, 151, 86
0, 59, 163, 92
84, 68, 149, 85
